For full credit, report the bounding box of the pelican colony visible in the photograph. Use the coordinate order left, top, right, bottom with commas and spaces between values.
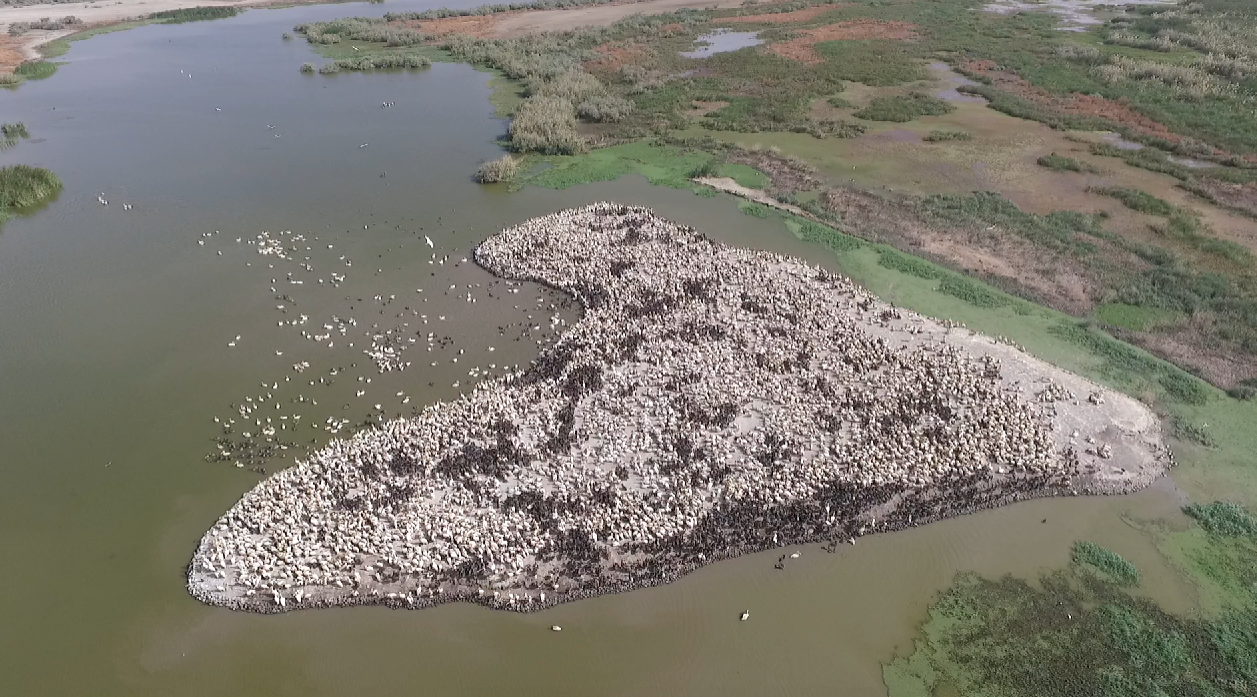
189, 203, 1170, 613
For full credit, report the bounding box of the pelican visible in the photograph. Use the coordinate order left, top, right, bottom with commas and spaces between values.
215, 107, 222, 112
359, 143, 368, 148
740, 611, 749, 621
550, 625, 562, 632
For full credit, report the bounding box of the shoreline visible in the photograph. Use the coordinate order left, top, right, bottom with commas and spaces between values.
188, 203, 1171, 614
0, 0, 334, 72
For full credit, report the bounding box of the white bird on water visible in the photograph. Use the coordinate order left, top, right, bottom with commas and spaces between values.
424, 235, 434, 248
550, 625, 561, 632
740, 611, 749, 621
359, 143, 368, 148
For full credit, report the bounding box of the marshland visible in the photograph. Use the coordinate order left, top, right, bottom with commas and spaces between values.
3, 1, 1257, 696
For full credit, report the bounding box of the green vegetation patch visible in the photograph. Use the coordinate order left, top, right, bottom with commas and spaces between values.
812, 40, 928, 87
785, 217, 864, 253
150, 6, 240, 23
14, 61, 56, 81
1185, 502, 1257, 538
1048, 321, 1212, 405
853, 92, 955, 123
1038, 152, 1101, 173
1093, 303, 1181, 332
1092, 186, 1178, 217
715, 163, 769, 189
923, 130, 972, 142
0, 164, 62, 225
1072, 541, 1140, 586
738, 200, 773, 218
519, 141, 711, 190
886, 501, 1257, 697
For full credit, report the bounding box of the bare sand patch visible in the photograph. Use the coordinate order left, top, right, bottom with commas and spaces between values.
490, 0, 743, 36
769, 19, 919, 64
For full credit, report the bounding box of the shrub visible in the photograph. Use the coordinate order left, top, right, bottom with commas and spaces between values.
318, 62, 340, 75
1039, 153, 1101, 173
0, 73, 22, 87
924, 130, 972, 142
1072, 541, 1140, 586
576, 94, 634, 123
332, 54, 430, 71
853, 92, 955, 122
0, 164, 63, 212
508, 96, 584, 155
1091, 187, 1177, 216
300, 63, 315, 74
14, 61, 56, 80
150, 6, 239, 23
474, 154, 519, 183
689, 158, 721, 178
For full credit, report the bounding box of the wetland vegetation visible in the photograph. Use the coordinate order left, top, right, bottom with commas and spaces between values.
0, 164, 62, 225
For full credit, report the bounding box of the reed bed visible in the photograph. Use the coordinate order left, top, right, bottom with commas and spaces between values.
0, 165, 62, 221
474, 154, 519, 183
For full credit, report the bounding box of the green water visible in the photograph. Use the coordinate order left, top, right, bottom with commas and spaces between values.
0, 5, 1199, 696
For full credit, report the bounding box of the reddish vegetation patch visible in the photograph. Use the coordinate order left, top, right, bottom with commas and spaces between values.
721, 5, 835, 24
0, 36, 28, 74
769, 20, 919, 64
585, 41, 651, 72
960, 60, 1183, 146
399, 15, 500, 37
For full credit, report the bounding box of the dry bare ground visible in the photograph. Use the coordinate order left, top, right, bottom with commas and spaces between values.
0, 0, 324, 70
768, 19, 919, 64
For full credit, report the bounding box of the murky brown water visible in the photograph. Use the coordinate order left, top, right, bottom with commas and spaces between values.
0, 4, 1195, 696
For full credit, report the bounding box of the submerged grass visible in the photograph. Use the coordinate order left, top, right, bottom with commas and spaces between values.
1072, 541, 1140, 586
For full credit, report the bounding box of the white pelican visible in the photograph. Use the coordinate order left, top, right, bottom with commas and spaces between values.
740, 611, 749, 621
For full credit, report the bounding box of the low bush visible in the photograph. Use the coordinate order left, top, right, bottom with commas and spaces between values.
924, 130, 972, 142
508, 96, 584, 155
576, 94, 634, 123
150, 6, 239, 23
1038, 152, 1100, 173
299, 63, 315, 74
0, 164, 63, 215
474, 154, 520, 183
854, 92, 954, 122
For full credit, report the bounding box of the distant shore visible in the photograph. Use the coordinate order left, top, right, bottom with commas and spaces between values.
0, 0, 331, 72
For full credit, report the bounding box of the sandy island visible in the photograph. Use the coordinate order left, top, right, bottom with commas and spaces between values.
188, 204, 1170, 613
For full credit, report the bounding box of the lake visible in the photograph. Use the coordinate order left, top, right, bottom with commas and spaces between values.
0, 3, 1193, 695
